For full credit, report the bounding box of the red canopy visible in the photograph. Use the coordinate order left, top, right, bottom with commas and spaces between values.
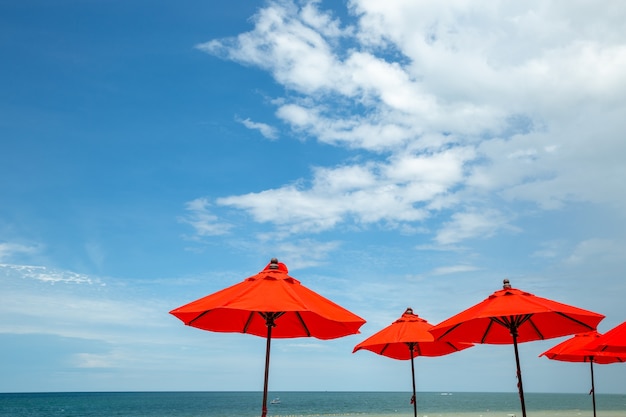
588, 321, 626, 353
430, 281, 604, 344
170, 258, 365, 417
354, 307, 471, 360
541, 331, 625, 365
170, 259, 365, 339
540, 331, 625, 417
430, 279, 604, 417
354, 308, 471, 417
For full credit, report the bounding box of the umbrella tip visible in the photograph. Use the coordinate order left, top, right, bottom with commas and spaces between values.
265, 258, 288, 272
503, 278, 512, 289
269, 258, 279, 269
405, 307, 414, 315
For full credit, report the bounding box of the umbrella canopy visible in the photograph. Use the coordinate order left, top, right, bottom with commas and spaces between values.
354, 308, 472, 417
354, 307, 471, 359
540, 331, 625, 417
170, 258, 366, 417
540, 331, 624, 364
588, 321, 626, 353
430, 279, 605, 417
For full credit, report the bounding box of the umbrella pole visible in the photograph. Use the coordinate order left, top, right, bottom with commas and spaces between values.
261, 318, 274, 417
590, 360, 596, 417
512, 331, 527, 417
410, 353, 417, 417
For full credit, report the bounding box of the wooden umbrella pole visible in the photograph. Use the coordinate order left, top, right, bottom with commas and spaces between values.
410, 352, 417, 417
261, 315, 275, 417
590, 360, 597, 417
512, 331, 527, 417
261, 325, 271, 417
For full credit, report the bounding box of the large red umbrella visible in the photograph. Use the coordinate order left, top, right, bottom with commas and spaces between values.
353, 308, 472, 417
429, 279, 605, 417
588, 321, 626, 353
540, 331, 625, 417
170, 258, 366, 417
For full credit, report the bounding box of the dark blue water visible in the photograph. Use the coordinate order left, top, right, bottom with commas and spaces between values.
1, 392, 625, 417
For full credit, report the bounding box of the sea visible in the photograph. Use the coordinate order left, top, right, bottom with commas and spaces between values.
1, 391, 625, 417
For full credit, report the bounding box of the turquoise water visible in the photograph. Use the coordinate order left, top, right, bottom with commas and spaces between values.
1, 392, 625, 417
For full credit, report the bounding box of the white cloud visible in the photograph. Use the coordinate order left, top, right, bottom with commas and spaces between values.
239, 117, 279, 139
272, 239, 341, 269
531, 240, 566, 259
431, 264, 479, 275
0, 242, 39, 262
179, 198, 233, 236
0, 265, 184, 351
192, 0, 626, 245
435, 209, 516, 245
216, 146, 474, 234
564, 238, 626, 265
0, 263, 97, 285
196, 1, 347, 94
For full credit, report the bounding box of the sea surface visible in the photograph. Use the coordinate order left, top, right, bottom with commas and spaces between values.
1, 391, 625, 417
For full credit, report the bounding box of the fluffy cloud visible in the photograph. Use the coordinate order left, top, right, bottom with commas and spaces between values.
192, 0, 626, 245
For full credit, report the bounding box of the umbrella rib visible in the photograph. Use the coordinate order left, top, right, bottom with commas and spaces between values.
491, 316, 508, 328
482, 320, 495, 343
261, 311, 285, 323
446, 341, 462, 352
437, 323, 464, 341
517, 314, 533, 328
243, 312, 256, 333
295, 311, 311, 337
555, 311, 596, 331
527, 317, 544, 340
188, 310, 211, 327
257, 312, 286, 331
491, 314, 533, 336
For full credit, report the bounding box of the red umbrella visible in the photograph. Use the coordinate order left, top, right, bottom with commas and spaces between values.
430, 279, 605, 417
540, 331, 625, 417
588, 321, 626, 353
170, 258, 366, 417
353, 308, 472, 417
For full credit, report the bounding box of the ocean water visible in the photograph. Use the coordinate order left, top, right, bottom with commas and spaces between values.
1, 391, 625, 417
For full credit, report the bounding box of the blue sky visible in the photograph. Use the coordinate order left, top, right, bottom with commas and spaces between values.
1, 0, 625, 395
